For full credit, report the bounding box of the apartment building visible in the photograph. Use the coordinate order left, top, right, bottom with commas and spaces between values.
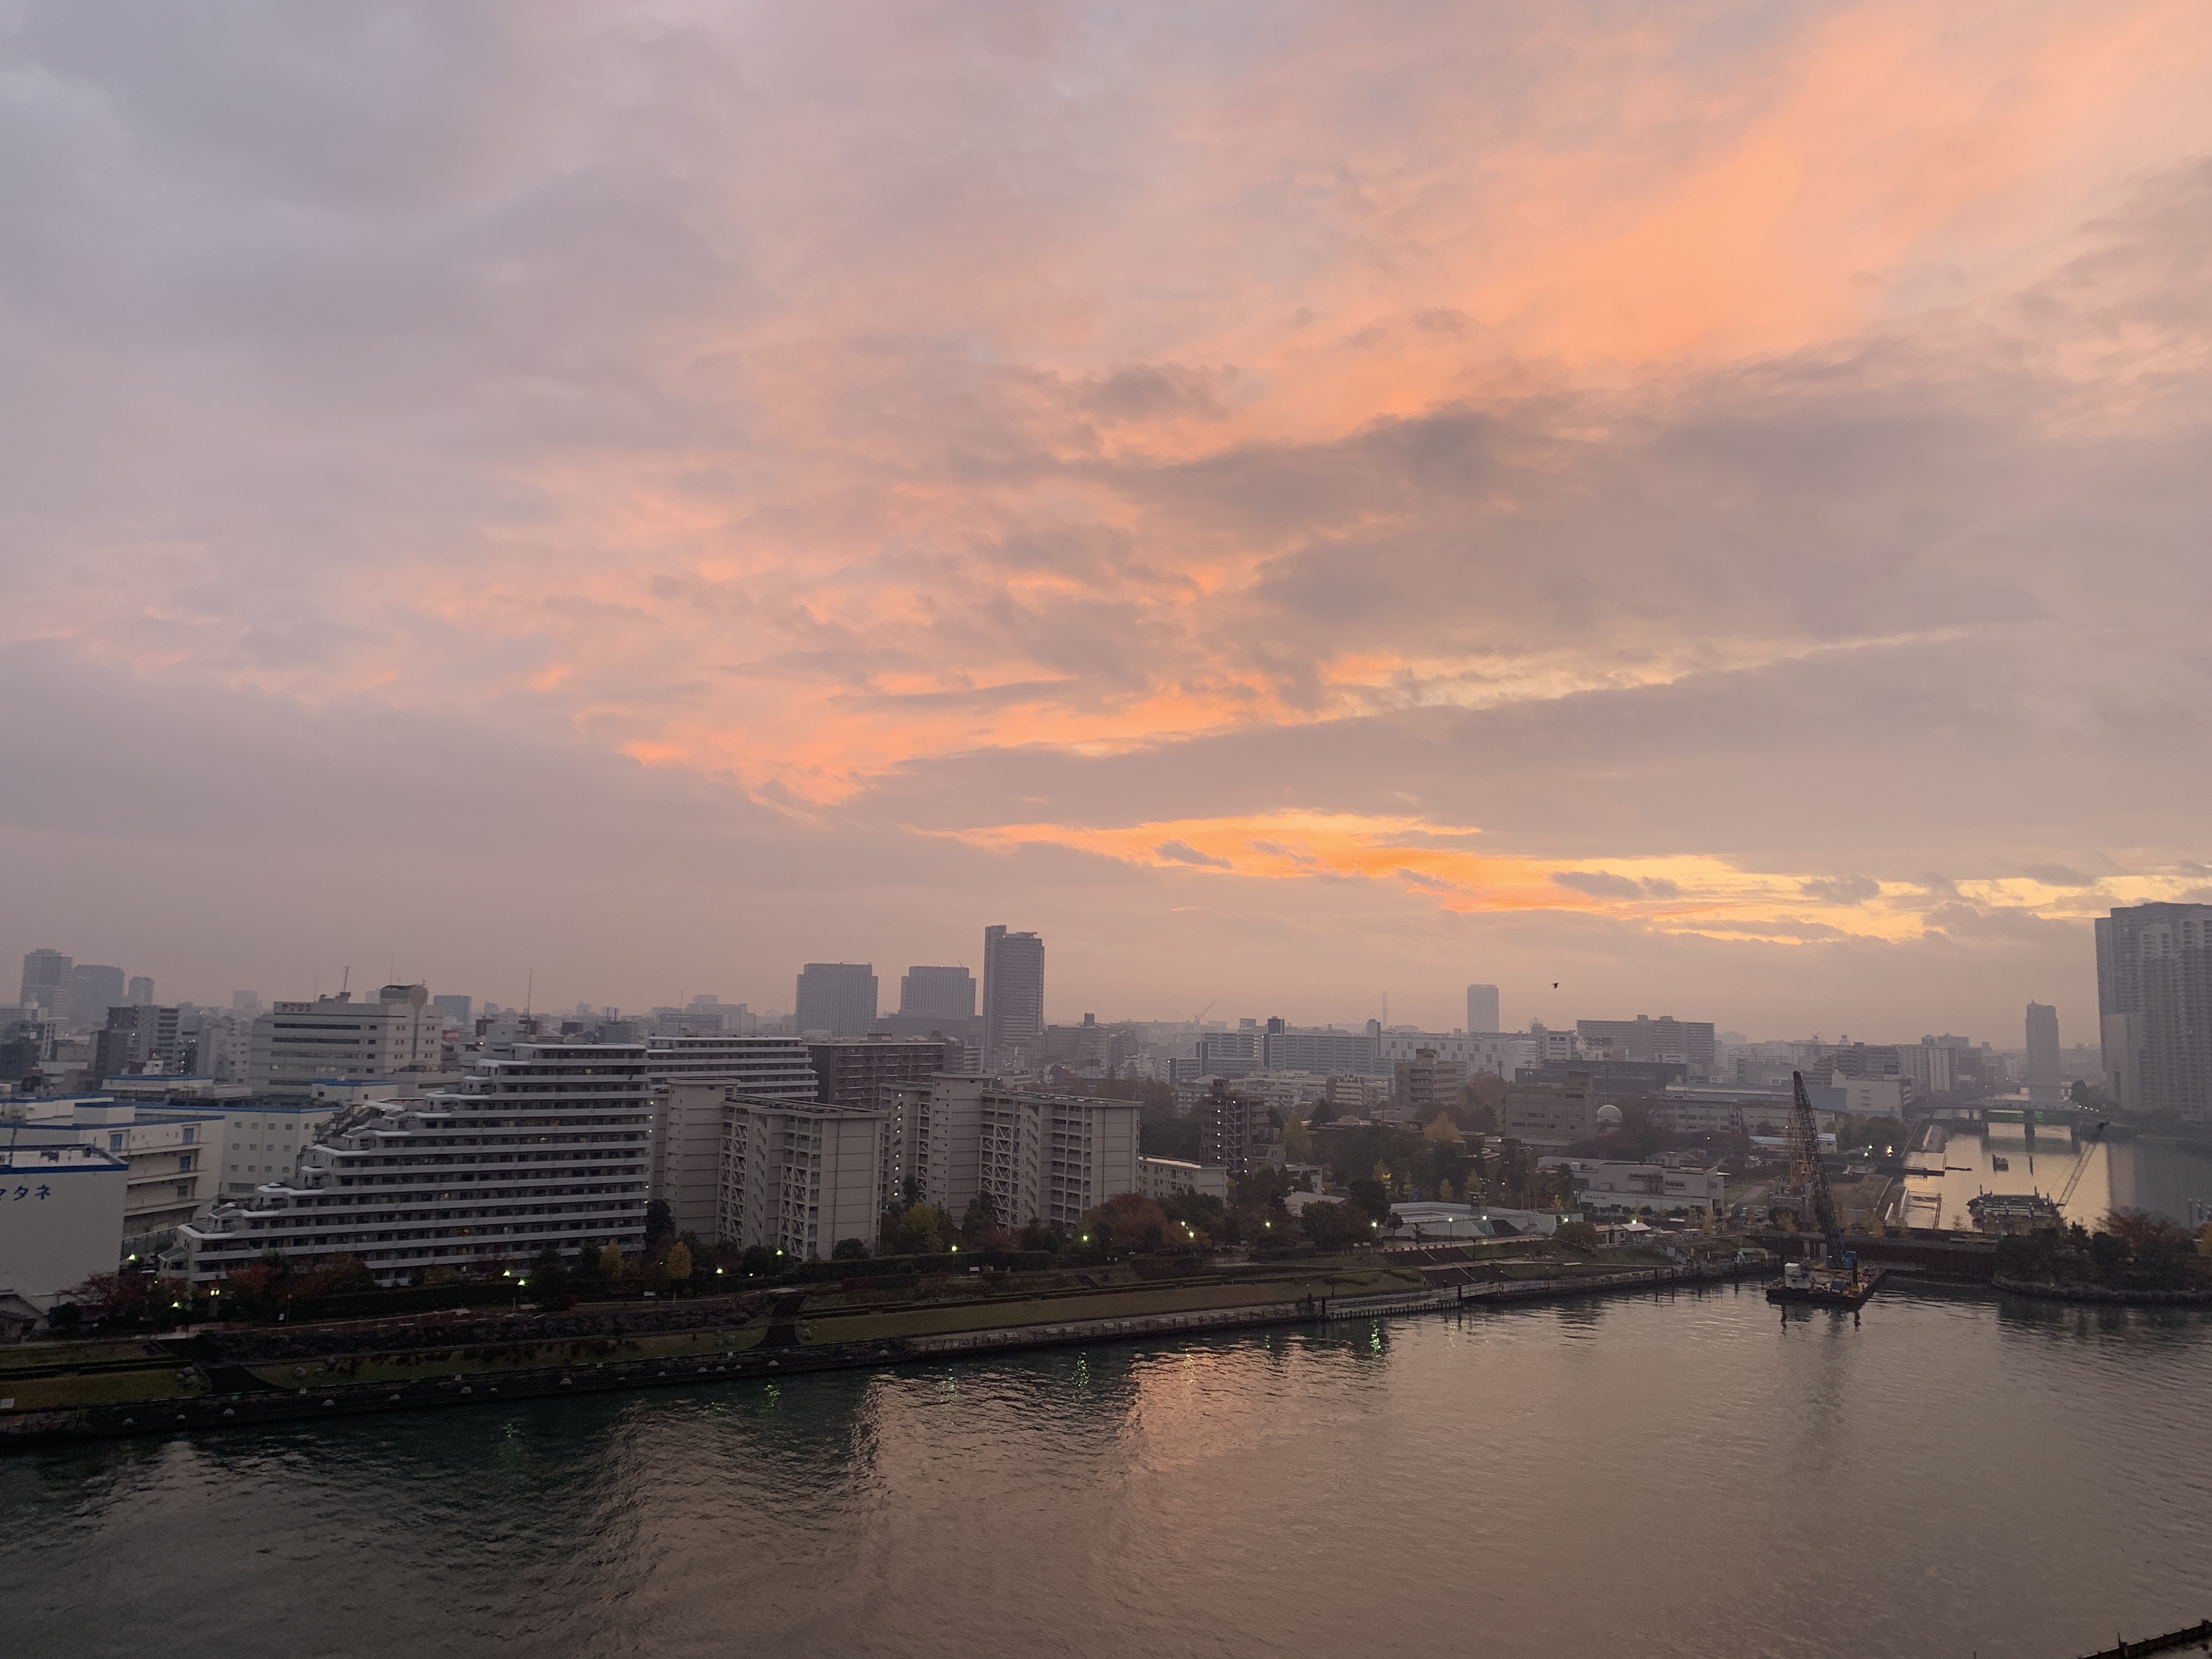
717, 1097, 888, 1259
888, 1075, 1139, 1230
179, 1043, 653, 1286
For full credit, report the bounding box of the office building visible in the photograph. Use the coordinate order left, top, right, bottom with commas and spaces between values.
717, 1096, 889, 1260
249, 984, 445, 1095
1466, 984, 1500, 1034
433, 995, 473, 1028
29, 1098, 218, 1250
1575, 1015, 1716, 1081
1377, 1029, 1532, 1080
64, 965, 125, 1032
2025, 1001, 2062, 1099
981, 926, 1046, 1062
2096, 903, 2212, 1121
0, 1127, 128, 1331
19, 948, 71, 1018
900, 966, 975, 1022
1262, 1019, 1384, 1076
794, 962, 878, 1038
180, 1043, 654, 1287
888, 1074, 1139, 1230
1499, 1073, 1601, 1146
93, 1004, 184, 1079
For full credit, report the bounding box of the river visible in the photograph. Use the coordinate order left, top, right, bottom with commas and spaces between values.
4, 1284, 2208, 1659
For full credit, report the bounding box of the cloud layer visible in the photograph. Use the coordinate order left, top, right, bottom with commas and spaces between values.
4, 1, 2210, 1038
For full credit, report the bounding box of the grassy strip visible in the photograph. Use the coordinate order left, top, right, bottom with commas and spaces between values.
804, 1268, 1419, 1346
1, 1370, 208, 1410
246, 1325, 768, 1389
0, 1341, 165, 1374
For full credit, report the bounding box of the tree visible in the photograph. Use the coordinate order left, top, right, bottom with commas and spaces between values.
527, 1248, 572, 1308
1308, 1099, 1339, 1126
664, 1239, 693, 1283
572, 1239, 603, 1280
644, 1200, 676, 1250
1079, 1191, 1175, 1252
882, 1203, 950, 1256
1554, 1220, 1599, 1251
1300, 1200, 1368, 1251
742, 1244, 777, 1276
960, 1192, 1001, 1243
1346, 1177, 1392, 1224
1423, 1114, 1463, 1143
1282, 1115, 1314, 1163
832, 1237, 871, 1260
1020, 1218, 1063, 1253
600, 1243, 628, 1278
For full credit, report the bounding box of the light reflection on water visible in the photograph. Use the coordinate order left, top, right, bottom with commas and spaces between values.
1900, 1124, 2212, 1231
4, 1286, 2208, 1659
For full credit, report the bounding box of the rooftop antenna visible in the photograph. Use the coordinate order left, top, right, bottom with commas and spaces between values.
340, 965, 351, 995
525, 968, 533, 1015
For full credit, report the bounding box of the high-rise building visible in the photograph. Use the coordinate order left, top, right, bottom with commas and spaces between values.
65, 964, 125, 1031
981, 926, 1045, 1062
249, 984, 445, 1094
1390, 1048, 1458, 1124
19, 947, 70, 1017
900, 966, 975, 1020
794, 962, 878, 1037
2025, 1002, 2061, 1093
432, 994, 473, 1028
180, 1042, 654, 1286
126, 976, 155, 1006
1194, 1082, 1282, 1177
1466, 984, 1501, 1034
2095, 903, 2212, 1121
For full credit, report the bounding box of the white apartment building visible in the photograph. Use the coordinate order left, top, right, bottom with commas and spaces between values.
251, 984, 445, 1094
1138, 1156, 1229, 1203
646, 1034, 817, 1092
889, 1076, 1140, 1232
179, 1043, 653, 1286
14, 1098, 217, 1252
0, 1127, 128, 1329
718, 1097, 887, 1259
1543, 1157, 1726, 1220
1376, 1031, 1535, 1082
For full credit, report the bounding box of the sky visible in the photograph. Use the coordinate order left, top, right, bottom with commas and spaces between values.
5, 1, 2211, 1043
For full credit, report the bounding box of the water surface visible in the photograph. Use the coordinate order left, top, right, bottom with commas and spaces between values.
5, 1285, 2208, 1659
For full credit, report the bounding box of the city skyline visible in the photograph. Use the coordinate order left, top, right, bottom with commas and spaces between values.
5, 6, 2210, 1046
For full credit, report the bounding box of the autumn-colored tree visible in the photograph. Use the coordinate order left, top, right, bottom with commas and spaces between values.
1079, 1191, 1173, 1251
600, 1243, 628, 1278
664, 1239, 693, 1282
1282, 1115, 1314, 1163
882, 1203, 950, 1256
1423, 1114, 1463, 1143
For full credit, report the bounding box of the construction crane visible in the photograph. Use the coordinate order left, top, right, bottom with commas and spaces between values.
1776, 1070, 1842, 1250
2053, 1120, 2109, 1216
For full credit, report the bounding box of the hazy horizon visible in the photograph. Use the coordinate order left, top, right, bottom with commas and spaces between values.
9, 4, 2212, 1050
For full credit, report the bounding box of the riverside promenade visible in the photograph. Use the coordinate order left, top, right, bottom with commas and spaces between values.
1, 1257, 1759, 1447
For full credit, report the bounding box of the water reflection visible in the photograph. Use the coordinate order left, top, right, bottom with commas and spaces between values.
5, 1290, 2210, 1659
1899, 1120, 2212, 1230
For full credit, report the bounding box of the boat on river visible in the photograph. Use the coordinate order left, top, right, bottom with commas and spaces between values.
1766, 1258, 1884, 1308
